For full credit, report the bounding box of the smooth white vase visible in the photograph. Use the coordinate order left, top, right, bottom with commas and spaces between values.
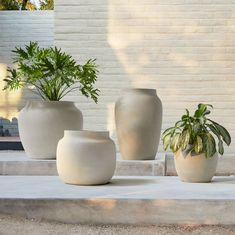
57, 130, 116, 185
18, 101, 83, 159
115, 89, 162, 160
174, 150, 219, 183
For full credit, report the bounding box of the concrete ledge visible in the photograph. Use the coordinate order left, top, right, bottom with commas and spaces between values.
0, 176, 235, 225
166, 153, 235, 176
0, 151, 165, 176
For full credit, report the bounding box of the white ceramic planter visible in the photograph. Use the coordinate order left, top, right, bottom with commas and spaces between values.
18, 101, 83, 159
174, 151, 219, 183
57, 130, 116, 185
115, 88, 162, 160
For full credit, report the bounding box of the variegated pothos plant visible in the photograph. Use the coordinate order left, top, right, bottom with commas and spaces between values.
162, 104, 231, 158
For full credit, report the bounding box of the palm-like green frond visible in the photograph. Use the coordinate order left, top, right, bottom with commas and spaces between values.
3, 42, 99, 102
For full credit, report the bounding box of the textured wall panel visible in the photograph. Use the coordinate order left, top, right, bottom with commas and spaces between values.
54, 1, 235, 158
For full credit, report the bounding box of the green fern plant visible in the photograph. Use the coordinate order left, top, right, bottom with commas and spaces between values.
162, 104, 231, 158
3, 42, 99, 102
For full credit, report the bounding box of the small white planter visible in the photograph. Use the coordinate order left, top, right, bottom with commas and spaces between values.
115, 88, 162, 160
57, 130, 116, 185
174, 151, 219, 183
18, 101, 83, 159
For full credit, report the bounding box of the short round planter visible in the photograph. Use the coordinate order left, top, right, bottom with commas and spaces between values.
18, 101, 83, 159
57, 130, 116, 185
174, 151, 219, 183
115, 88, 162, 160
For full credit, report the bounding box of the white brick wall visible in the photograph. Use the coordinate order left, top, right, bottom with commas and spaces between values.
55, 0, 235, 157
0, 11, 54, 136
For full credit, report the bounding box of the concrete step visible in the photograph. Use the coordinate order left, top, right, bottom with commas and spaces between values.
0, 175, 235, 225
166, 153, 235, 176
0, 151, 165, 176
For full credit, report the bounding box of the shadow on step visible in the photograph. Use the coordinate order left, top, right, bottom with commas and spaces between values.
212, 177, 235, 184
109, 178, 157, 186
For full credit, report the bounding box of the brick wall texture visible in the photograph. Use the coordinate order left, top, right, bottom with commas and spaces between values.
55, 0, 235, 157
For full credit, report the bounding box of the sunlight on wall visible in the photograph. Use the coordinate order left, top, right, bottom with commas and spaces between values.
0, 63, 22, 119
107, 103, 115, 137
107, 1, 235, 155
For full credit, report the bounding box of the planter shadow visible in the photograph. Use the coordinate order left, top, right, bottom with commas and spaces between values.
109, 178, 157, 187
211, 177, 235, 184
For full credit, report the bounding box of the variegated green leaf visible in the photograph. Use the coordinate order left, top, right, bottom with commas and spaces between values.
170, 133, 181, 153
194, 136, 203, 154
162, 127, 175, 139
180, 129, 191, 150
163, 133, 172, 151
205, 133, 216, 158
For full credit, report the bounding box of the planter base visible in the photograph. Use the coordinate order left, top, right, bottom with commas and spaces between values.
174, 151, 219, 183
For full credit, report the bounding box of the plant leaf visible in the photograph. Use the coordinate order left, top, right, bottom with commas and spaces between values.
170, 133, 181, 152
194, 104, 206, 118
162, 127, 175, 139
180, 128, 191, 150
194, 103, 213, 118
207, 124, 220, 139
194, 135, 203, 154
204, 133, 216, 158
163, 133, 172, 151
218, 139, 224, 155
208, 120, 231, 146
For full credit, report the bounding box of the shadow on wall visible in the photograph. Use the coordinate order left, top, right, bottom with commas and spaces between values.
0, 117, 19, 137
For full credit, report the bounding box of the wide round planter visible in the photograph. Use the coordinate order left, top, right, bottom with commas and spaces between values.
57, 130, 116, 185
18, 101, 83, 159
174, 151, 219, 183
115, 88, 162, 160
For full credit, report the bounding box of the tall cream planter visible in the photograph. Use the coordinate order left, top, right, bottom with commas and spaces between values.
57, 130, 116, 185
115, 89, 162, 160
174, 151, 219, 183
18, 101, 83, 159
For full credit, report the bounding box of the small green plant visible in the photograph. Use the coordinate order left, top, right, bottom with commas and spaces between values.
162, 104, 231, 158
0, 0, 19, 10
3, 42, 99, 102
0, 0, 53, 10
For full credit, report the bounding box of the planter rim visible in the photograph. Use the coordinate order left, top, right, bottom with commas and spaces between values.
174, 151, 219, 158
123, 88, 156, 95
64, 130, 109, 139
24, 100, 76, 108
26, 100, 74, 104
